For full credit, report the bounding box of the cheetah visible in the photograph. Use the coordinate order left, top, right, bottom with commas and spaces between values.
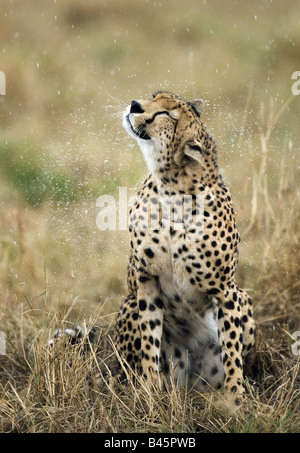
115, 91, 255, 403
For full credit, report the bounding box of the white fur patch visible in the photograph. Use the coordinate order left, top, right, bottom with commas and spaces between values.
123, 108, 159, 173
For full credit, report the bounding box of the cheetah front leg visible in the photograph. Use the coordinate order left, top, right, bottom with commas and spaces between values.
239, 288, 256, 360
217, 285, 246, 404
135, 271, 164, 387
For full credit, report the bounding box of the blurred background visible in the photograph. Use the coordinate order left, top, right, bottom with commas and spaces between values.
0, 0, 299, 330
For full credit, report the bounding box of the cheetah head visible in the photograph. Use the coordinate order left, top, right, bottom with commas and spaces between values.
123, 92, 210, 173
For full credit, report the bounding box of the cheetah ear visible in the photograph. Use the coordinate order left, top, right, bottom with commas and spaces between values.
180, 141, 204, 167
188, 99, 205, 117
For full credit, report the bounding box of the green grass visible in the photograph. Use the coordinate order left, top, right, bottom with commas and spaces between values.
0, 141, 79, 207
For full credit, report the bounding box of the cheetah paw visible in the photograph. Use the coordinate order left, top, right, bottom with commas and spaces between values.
48, 324, 96, 348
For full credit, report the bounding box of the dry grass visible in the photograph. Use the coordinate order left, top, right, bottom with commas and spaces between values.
1, 0, 300, 433
0, 304, 300, 433
1, 97, 300, 433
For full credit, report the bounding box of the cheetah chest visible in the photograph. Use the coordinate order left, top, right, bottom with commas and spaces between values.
133, 227, 218, 348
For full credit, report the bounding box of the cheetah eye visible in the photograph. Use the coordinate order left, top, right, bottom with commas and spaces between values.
158, 110, 178, 121
159, 111, 176, 120
188, 144, 203, 154
145, 111, 176, 124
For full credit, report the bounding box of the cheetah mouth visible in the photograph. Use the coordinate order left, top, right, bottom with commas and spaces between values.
126, 114, 151, 141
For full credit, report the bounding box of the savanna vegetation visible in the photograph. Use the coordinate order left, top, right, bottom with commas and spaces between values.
0, 0, 300, 433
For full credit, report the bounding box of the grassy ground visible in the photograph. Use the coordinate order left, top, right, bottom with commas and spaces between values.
0, 0, 300, 433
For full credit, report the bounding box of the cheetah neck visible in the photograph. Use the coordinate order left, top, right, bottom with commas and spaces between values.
152, 163, 223, 196
138, 140, 160, 174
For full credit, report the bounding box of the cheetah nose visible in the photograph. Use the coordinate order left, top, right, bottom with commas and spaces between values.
130, 100, 144, 114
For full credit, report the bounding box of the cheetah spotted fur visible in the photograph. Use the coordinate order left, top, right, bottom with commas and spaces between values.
115, 91, 256, 403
